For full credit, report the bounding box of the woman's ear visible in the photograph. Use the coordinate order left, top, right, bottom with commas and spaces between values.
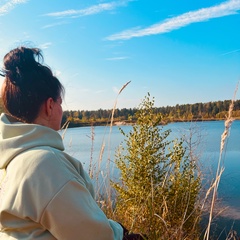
45, 97, 54, 117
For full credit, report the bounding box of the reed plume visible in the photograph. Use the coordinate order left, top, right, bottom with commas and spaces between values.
204, 82, 239, 240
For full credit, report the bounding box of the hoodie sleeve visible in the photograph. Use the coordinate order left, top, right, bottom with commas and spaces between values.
40, 178, 123, 240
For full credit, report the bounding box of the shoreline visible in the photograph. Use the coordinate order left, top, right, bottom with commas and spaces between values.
63, 117, 238, 128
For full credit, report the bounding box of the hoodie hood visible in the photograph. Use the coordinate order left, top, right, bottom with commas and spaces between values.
0, 113, 64, 169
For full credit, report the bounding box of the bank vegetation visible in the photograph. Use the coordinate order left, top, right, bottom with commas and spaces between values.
61, 99, 240, 127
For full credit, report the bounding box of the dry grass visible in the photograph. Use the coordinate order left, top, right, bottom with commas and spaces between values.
203, 82, 239, 240
92, 81, 131, 218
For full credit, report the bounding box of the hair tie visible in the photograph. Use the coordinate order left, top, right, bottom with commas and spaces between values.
0, 69, 6, 77
0, 68, 21, 86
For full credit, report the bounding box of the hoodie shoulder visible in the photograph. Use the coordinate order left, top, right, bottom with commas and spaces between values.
0, 113, 64, 169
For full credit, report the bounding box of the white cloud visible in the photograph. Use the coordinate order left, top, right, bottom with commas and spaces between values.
221, 48, 240, 55
39, 42, 52, 49
22, 31, 30, 39
106, 0, 240, 40
41, 21, 69, 29
54, 70, 62, 77
0, 0, 28, 16
44, 0, 132, 18
105, 56, 129, 61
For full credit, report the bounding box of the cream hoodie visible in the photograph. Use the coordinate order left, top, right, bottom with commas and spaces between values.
0, 113, 123, 240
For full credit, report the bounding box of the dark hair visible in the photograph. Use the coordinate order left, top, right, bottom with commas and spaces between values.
1, 46, 64, 123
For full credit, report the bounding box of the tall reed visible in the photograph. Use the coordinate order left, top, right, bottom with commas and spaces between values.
91, 81, 131, 218
204, 82, 239, 240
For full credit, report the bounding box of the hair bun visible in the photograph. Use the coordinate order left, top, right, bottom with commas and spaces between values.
3, 47, 42, 86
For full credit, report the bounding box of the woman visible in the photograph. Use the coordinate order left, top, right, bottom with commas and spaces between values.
0, 47, 143, 240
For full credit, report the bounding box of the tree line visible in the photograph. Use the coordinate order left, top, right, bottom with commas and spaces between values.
62, 99, 240, 127
1, 98, 240, 127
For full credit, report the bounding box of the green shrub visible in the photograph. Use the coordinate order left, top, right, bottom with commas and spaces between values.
112, 93, 201, 240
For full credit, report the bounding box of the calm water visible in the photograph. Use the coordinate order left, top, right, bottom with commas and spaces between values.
61, 120, 240, 232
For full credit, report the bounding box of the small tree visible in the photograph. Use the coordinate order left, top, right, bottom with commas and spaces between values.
112, 93, 201, 240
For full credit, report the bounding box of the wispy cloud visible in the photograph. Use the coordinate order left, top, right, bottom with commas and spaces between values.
41, 21, 69, 29
39, 42, 52, 49
44, 0, 132, 18
105, 56, 129, 61
0, 0, 28, 16
54, 70, 62, 77
106, 0, 240, 40
221, 48, 240, 56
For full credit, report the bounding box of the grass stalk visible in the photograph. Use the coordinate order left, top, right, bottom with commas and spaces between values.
204, 82, 239, 240
106, 81, 131, 209
88, 126, 95, 179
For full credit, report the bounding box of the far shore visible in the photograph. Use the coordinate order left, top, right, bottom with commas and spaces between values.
63, 117, 238, 129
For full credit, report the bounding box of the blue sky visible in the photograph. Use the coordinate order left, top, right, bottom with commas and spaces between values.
0, 0, 239, 111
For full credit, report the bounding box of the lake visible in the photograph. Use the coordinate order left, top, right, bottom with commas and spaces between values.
61, 120, 240, 237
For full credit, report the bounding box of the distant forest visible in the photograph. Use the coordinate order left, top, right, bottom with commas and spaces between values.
1, 98, 240, 127
62, 99, 240, 127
